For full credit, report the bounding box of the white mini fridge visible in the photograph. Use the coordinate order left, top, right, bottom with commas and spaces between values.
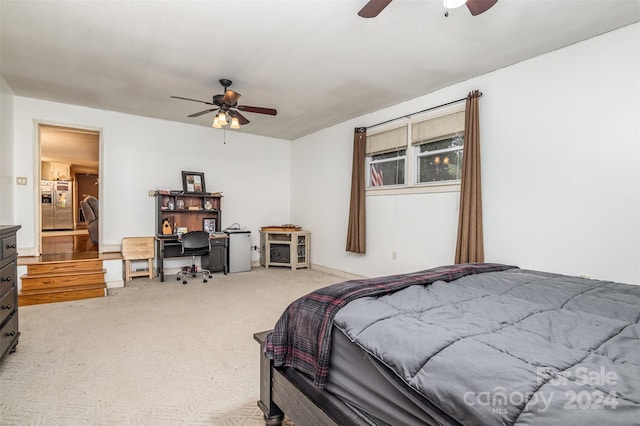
225, 229, 252, 273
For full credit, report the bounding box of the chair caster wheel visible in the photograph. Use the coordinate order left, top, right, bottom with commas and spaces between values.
176, 276, 180, 281
182, 280, 187, 284
203, 279, 208, 283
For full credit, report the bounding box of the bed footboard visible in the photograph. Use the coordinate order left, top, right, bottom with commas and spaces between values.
255, 330, 285, 425
255, 331, 366, 426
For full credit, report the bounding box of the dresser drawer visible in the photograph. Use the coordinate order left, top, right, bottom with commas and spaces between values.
0, 287, 16, 326
1, 234, 17, 261
0, 262, 16, 298
0, 311, 19, 358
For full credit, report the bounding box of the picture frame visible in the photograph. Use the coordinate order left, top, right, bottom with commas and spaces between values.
181, 171, 206, 194
203, 218, 216, 234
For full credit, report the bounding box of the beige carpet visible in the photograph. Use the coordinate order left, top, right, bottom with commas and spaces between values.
0, 267, 343, 425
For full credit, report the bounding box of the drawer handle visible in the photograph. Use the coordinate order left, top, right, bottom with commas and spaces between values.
1, 277, 11, 282
6, 244, 16, 249
1, 304, 11, 310
6, 331, 16, 337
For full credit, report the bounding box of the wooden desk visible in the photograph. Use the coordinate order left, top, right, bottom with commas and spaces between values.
155, 234, 229, 282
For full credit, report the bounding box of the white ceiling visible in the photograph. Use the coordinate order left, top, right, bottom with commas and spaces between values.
1, 0, 639, 140
40, 125, 100, 172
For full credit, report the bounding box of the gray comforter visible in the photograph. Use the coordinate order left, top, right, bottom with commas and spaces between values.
333, 269, 640, 425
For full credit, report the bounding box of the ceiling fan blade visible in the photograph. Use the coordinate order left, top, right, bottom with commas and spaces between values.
223, 89, 241, 105
358, 0, 392, 18
237, 105, 277, 116
230, 110, 250, 125
170, 95, 215, 105
466, 0, 498, 16
188, 109, 217, 118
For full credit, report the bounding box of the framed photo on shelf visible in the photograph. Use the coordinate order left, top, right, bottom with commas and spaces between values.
181, 171, 206, 194
203, 218, 216, 234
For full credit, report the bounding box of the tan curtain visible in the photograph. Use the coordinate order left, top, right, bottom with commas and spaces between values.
346, 127, 367, 253
455, 90, 484, 263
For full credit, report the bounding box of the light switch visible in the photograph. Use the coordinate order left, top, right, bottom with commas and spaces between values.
16, 177, 28, 185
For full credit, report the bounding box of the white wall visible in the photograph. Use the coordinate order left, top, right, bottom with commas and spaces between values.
12, 98, 291, 263
0, 76, 15, 224
291, 23, 640, 285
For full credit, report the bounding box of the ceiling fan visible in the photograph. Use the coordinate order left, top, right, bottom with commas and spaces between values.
358, 0, 498, 18
171, 79, 277, 129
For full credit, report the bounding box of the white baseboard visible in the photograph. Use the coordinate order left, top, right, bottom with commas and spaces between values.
17, 247, 36, 257
16, 265, 27, 292
106, 279, 124, 289
310, 263, 367, 280
248, 260, 365, 280
102, 243, 121, 253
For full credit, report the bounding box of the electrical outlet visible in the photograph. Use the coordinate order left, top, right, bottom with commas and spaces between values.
148, 190, 156, 197
16, 177, 28, 185
392, 251, 397, 260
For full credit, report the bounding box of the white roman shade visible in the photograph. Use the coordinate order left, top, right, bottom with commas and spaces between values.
411, 110, 465, 145
366, 126, 407, 155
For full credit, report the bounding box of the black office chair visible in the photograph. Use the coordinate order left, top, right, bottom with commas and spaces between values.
176, 231, 212, 284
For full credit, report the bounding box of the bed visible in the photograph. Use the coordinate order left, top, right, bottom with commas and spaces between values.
255, 263, 640, 425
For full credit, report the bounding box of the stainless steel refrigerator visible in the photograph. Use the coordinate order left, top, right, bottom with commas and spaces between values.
41, 180, 74, 230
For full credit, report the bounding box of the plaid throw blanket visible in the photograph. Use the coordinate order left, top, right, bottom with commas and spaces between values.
264, 262, 517, 388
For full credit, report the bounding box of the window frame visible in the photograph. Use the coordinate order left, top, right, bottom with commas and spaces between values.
366, 148, 407, 188
364, 123, 408, 189
366, 103, 465, 195
414, 135, 464, 185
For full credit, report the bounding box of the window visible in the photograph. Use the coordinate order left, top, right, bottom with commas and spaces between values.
415, 136, 464, 183
366, 107, 465, 190
365, 126, 407, 187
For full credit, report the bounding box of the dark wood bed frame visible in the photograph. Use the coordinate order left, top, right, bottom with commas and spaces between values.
254, 331, 369, 426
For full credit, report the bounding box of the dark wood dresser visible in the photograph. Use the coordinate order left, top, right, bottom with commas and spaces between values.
0, 225, 20, 363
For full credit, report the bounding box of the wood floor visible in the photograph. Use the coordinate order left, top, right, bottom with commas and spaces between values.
19, 231, 121, 265
17, 230, 117, 305
42, 233, 96, 254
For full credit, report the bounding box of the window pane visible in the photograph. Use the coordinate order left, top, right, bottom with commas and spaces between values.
370, 158, 405, 187
418, 135, 464, 153
417, 150, 463, 183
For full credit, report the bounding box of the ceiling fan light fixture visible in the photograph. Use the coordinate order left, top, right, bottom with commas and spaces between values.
172, 78, 276, 130
218, 111, 228, 126
443, 0, 467, 9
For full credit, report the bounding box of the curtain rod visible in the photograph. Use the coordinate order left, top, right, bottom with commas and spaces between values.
364, 91, 482, 131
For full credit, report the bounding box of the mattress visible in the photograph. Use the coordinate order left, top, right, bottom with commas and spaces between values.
325, 326, 460, 426
332, 269, 640, 425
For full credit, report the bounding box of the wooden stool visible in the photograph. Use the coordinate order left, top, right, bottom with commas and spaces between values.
122, 237, 155, 282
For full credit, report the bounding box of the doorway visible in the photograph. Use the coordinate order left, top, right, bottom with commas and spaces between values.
39, 124, 100, 257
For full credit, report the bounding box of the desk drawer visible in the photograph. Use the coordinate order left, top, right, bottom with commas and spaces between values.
0, 288, 16, 326
0, 263, 16, 298
210, 238, 226, 247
